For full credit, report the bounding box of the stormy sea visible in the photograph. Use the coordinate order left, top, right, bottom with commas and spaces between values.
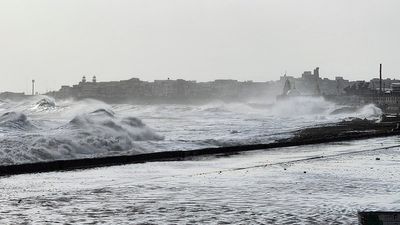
0, 96, 381, 165
1, 96, 399, 224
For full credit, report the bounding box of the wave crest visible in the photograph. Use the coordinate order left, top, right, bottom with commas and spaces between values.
0, 112, 36, 130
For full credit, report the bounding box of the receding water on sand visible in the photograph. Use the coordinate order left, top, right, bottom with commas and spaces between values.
0, 137, 399, 224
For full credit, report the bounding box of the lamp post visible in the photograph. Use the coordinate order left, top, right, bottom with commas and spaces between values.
32, 79, 35, 96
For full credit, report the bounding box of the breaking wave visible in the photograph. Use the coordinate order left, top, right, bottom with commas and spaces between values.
35, 97, 56, 108
68, 108, 163, 142
264, 96, 335, 117
192, 97, 381, 120
0, 112, 36, 131
0, 104, 164, 165
0, 96, 385, 165
30, 109, 162, 163
355, 104, 382, 119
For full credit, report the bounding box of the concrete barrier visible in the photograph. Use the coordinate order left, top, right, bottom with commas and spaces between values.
358, 211, 400, 225
0, 128, 399, 177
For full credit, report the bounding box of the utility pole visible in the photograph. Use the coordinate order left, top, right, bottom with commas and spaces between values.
32, 79, 35, 96
379, 64, 382, 95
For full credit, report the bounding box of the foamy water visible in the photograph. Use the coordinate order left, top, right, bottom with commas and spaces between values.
0, 96, 382, 165
0, 96, 395, 224
1, 137, 399, 224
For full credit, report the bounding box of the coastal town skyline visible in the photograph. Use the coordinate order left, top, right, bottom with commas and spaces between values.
2, 65, 397, 94
3, 66, 400, 108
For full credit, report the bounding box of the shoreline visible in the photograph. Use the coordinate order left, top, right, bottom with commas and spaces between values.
0, 118, 399, 176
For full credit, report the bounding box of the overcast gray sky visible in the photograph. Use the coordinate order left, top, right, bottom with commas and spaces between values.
0, 0, 399, 93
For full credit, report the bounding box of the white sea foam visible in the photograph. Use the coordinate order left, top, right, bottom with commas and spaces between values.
0, 112, 36, 131
0, 95, 383, 164
1, 137, 399, 224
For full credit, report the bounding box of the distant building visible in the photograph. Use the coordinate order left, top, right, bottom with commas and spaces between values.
391, 83, 400, 94
370, 78, 400, 92
46, 67, 363, 103
0, 92, 26, 100
48, 76, 269, 102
